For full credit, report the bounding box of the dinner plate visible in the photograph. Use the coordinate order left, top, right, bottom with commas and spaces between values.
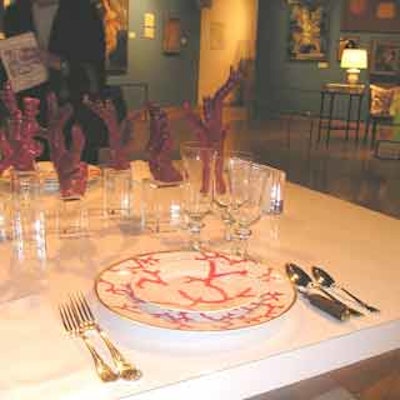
95, 250, 296, 332
127, 251, 266, 313
0, 161, 101, 193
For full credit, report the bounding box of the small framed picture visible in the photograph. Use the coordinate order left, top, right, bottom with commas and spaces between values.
370, 38, 400, 76
163, 17, 181, 55
337, 36, 360, 61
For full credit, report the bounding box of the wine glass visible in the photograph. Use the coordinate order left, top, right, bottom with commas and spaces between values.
180, 141, 215, 251
226, 159, 267, 257
212, 150, 253, 242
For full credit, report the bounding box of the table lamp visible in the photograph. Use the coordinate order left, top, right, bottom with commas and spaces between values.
340, 48, 368, 85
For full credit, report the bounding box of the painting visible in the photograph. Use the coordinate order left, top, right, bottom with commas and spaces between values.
341, 0, 400, 33
370, 38, 400, 76
337, 36, 360, 61
288, 1, 329, 61
103, 0, 129, 75
143, 12, 155, 39
163, 17, 181, 54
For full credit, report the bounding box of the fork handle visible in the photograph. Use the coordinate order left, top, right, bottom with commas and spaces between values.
97, 328, 142, 381
81, 333, 119, 382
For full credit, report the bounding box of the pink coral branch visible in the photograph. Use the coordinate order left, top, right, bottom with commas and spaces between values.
0, 81, 19, 117
0, 128, 13, 174
84, 97, 140, 170
45, 93, 87, 198
0, 82, 43, 171
146, 102, 183, 182
183, 66, 242, 194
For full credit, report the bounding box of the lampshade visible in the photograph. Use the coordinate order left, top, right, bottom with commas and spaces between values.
340, 48, 368, 85
341, 48, 368, 70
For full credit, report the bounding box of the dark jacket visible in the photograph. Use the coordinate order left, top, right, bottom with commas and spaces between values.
1, 0, 108, 163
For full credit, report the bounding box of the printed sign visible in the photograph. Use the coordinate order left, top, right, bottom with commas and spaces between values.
0, 32, 48, 92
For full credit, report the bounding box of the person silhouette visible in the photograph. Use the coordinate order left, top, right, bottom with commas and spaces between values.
1, 0, 109, 164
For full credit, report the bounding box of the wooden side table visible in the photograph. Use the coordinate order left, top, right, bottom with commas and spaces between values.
317, 83, 366, 147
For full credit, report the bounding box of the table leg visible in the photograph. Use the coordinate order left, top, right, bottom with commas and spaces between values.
326, 93, 334, 148
345, 95, 353, 141
355, 94, 363, 143
317, 92, 325, 144
308, 116, 314, 149
363, 117, 370, 145
371, 121, 378, 149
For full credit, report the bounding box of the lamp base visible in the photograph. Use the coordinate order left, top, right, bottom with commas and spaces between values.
345, 69, 360, 85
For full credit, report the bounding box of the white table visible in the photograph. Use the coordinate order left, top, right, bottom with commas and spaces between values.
0, 174, 399, 400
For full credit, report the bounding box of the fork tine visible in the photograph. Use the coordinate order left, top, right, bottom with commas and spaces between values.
78, 292, 95, 321
64, 304, 75, 331
59, 305, 71, 333
70, 294, 87, 325
65, 300, 80, 329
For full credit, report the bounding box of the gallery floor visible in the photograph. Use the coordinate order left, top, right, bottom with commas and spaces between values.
131, 108, 399, 220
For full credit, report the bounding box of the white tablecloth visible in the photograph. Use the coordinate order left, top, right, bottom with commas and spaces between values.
0, 163, 399, 400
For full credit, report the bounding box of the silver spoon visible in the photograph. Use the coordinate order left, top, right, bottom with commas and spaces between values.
312, 266, 380, 313
285, 264, 350, 321
286, 263, 364, 317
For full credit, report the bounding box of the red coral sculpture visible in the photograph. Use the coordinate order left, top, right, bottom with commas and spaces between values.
46, 92, 88, 198
183, 66, 242, 193
0, 82, 43, 172
83, 97, 141, 170
146, 102, 183, 182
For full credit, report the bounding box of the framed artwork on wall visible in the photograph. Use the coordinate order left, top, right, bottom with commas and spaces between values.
341, 0, 400, 33
163, 17, 181, 54
337, 36, 360, 61
288, 1, 329, 61
103, 0, 129, 75
370, 38, 400, 76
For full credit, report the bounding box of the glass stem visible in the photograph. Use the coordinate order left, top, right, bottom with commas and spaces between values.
188, 221, 204, 251
231, 226, 252, 257
223, 220, 234, 241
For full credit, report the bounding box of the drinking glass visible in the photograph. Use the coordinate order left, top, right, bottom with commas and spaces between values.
11, 169, 41, 204
180, 141, 215, 251
103, 167, 132, 218
10, 203, 47, 271
259, 165, 286, 215
212, 150, 253, 241
142, 178, 184, 233
0, 196, 7, 242
226, 159, 267, 257
5, 174, 48, 302
9, 168, 46, 266
57, 195, 89, 238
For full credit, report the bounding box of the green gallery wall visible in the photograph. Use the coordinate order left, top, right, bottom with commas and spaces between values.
108, 0, 201, 108
117, 0, 400, 119
255, 0, 400, 120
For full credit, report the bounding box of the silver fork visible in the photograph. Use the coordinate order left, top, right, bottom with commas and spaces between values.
59, 302, 118, 382
70, 292, 142, 381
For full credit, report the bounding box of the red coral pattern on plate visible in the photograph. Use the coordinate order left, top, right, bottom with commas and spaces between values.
95, 250, 296, 332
